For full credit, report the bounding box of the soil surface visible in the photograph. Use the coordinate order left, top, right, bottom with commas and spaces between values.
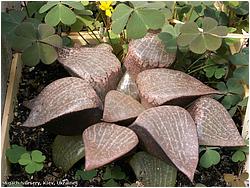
4, 62, 245, 187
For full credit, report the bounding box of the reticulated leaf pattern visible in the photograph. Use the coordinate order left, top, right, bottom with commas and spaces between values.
124, 33, 176, 79
130, 106, 199, 181
83, 122, 139, 170
58, 44, 122, 101
22, 77, 103, 135
103, 90, 145, 123
188, 97, 245, 146
129, 151, 177, 186
136, 68, 220, 108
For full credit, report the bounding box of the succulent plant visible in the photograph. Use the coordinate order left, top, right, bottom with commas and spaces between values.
22, 35, 245, 185
124, 32, 176, 79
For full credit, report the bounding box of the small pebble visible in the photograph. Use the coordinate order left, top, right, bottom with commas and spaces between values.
48, 162, 52, 167
29, 67, 35, 72
16, 122, 21, 126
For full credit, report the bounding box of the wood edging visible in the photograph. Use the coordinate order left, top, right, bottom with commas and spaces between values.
1, 53, 22, 183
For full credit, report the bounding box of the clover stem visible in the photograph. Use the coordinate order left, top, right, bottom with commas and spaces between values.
186, 53, 207, 71
23, 1, 30, 18
87, 26, 101, 43
187, 63, 215, 75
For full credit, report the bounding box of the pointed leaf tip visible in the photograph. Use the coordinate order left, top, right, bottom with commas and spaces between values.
22, 77, 103, 135
136, 68, 220, 108
83, 122, 139, 170
103, 90, 144, 124
124, 33, 176, 79
188, 97, 245, 147
130, 106, 199, 181
57, 44, 122, 101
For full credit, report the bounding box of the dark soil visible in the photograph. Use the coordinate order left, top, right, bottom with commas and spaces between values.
4, 62, 245, 187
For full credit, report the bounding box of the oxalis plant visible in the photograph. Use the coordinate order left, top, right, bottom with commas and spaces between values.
6, 145, 46, 174
5, 1, 248, 186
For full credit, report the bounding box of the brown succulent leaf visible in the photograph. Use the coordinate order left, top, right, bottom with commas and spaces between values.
83, 122, 139, 170
124, 33, 176, 79
116, 71, 140, 101
103, 90, 145, 125
188, 97, 245, 146
130, 106, 199, 181
136, 68, 221, 108
58, 43, 122, 101
22, 77, 103, 135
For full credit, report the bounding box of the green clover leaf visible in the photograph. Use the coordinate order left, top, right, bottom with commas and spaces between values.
18, 150, 46, 174
103, 179, 119, 187
177, 17, 228, 54
111, 3, 165, 39
6, 145, 27, 164
13, 22, 62, 66
199, 149, 221, 168
18, 153, 32, 165
232, 150, 246, 162
39, 1, 86, 26
75, 169, 97, 180
31, 150, 46, 163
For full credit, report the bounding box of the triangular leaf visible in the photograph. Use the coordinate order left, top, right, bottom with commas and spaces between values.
52, 135, 84, 172
124, 33, 176, 79
58, 44, 122, 101
103, 90, 144, 124
129, 151, 177, 186
22, 77, 103, 135
83, 122, 139, 170
188, 97, 245, 146
136, 68, 220, 108
130, 106, 199, 181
